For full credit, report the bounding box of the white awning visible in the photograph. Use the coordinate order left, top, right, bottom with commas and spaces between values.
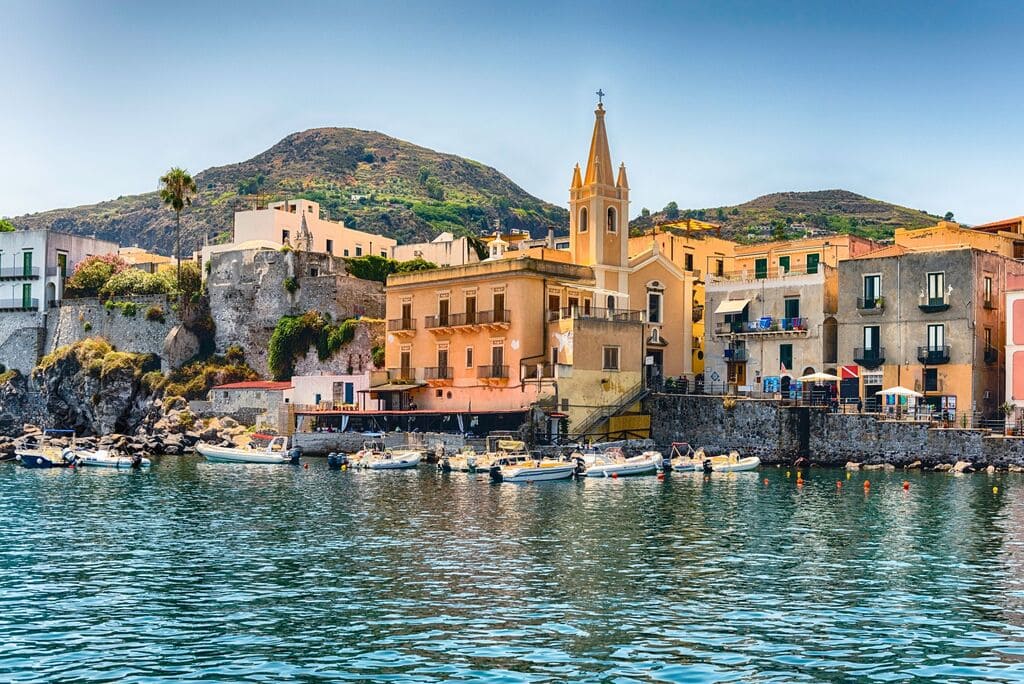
714, 298, 750, 315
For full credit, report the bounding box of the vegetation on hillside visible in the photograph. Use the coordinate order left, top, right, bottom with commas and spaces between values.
36, 338, 158, 381
156, 345, 259, 400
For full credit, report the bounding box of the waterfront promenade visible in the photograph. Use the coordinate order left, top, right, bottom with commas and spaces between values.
2, 458, 1023, 682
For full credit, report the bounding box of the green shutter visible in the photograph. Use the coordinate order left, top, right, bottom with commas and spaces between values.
755, 258, 768, 279
806, 253, 819, 274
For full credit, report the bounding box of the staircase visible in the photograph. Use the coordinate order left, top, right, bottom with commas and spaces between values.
573, 380, 650, 437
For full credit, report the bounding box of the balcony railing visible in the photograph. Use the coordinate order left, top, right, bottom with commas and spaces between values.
710, 265, 827, 282
477, 364, 509, 379
856, 297, 885, 313
853, 347, 886, 369
985, 346, 998, 364
723, 348, 748, 362
552, 306, 643, 323
387, 318, 416, 332
917, 345, 951, 365
0, 298, 38, 311
715, 316, 809, 335
523, 362, 556, 379
0, 267, 40, 280
423, 366, 453, 380
918, 297, 950, 313
477, 309, 511, 325
386, 367, 417, 382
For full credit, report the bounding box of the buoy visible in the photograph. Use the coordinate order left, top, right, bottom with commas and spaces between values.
303, 463, 309, 470
612, 473, 618, 479
764, 478, 769, 486
864, 480, 871, 490
903, 481, 910, 491
785, 470, 791, 478
657, 472, 665, 480
836, 481, 842, 489
994, 486, 999, 494
847, 472, 852, 480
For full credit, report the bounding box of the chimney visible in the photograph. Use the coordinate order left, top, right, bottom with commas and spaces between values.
547, 226, 556, 248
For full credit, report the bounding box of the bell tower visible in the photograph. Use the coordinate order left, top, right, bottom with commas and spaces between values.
569, 93, 630, 294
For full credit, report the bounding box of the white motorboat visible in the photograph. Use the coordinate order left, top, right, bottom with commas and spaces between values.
670, 442, 760, 473
489, 455, 576, 483
580, 447, 660, 478
197, 435, 298, 464
351, 441, 421, 470
76, 449, 151, 469
441, 436, 531, 474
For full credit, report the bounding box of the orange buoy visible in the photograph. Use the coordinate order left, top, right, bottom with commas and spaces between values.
903, 481, 910, 491
612, 473, 619, 479
657, 472, 665, 480
836, 481, 842, 489
864, 480, 871, 490
303, 463, 309, 470
764, 478, 769, 486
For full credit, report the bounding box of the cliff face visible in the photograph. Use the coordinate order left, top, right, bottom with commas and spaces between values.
0, 372, 44, 437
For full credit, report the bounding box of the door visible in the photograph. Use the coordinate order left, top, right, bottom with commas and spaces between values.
438, 298, 449, 326
344, 383, 354, 405
465, 295, 477, 324
547, 294, 560, 320
493, 293, 506, 322
22, 283, 31, 309
491, 345, 504, 377
863, 326, 880, 363
437, 348, 449, 378
22, 252, 32, 277
779, 256, 790, 274
784, 297, 800, 321
928, 324, 944, 352
864, 275, 880, 305
401, 303, 412, 329
646, 350, 664, 387
57, 253, 68, 278
400, 350, 411, 379
755, 258, 768, 279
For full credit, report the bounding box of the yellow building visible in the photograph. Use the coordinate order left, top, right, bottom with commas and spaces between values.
377, 100, 696, 434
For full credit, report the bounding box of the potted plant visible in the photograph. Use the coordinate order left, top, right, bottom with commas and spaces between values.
1001, 402, 1016, 436
876, 296, 885, 309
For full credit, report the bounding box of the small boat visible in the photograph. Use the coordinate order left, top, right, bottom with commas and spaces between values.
670, 442, 760, 473
197, 435, 300, 464
15, 429, 80, 469
76, 450, 151, 469
578, 446, 660, 478
489, 454, 576, 483
350, 441, 421, 470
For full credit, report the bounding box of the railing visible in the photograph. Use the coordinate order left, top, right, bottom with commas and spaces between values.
0, 267, 40, 279
553, 306, 643, 323
917, 345, 951, 364
918, 297, 950, 313
523, 362, 556, 379
574, 380, 649, 437
423, 366, 453, 380
386, 368, 417, 382
0, 298, 39, 311
45, 266, 61, 277
691, 304, 704, 323
710, 265, 828, 282
985, 346, 998, 364
477, 364, 509, 379
856, 297, 885, 312
723, 348, 748, 362
853, 347, 886, 368
477, 309, 511, 324
387, 318, 416, 332
715, 316, 809, 335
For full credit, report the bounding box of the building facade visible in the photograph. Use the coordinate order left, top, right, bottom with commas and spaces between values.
390, 231, 481, 267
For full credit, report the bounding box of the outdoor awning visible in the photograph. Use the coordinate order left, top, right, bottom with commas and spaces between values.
714, 298, 750, 315
360, 383, 424, 393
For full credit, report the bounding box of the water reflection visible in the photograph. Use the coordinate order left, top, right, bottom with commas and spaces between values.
2, 460, 1024, 682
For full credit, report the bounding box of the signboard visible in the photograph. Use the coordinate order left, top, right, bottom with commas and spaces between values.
840, 365, 859, 379
763, 376, 780, 393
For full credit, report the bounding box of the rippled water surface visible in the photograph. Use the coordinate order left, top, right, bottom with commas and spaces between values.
3, 459, 1024, 682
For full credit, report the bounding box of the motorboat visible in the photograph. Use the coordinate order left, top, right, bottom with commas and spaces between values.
350, 441, 421, 470
197, 435, 300, 464
489, 454, 576, 483
670, 442, 760, 473
76, 450, 151, 469
441, 437, 531, 474
15, 429, 80, 469
578, 446, 660, 478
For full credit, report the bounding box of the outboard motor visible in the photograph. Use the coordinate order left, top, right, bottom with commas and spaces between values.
131, 453, 143, 470
327, 452, 344, 470
489, 462, 504, 483
439, 456, 452, 473
288, 447, 303, 465
573, 456, 586, 478
661, 455, 672, 472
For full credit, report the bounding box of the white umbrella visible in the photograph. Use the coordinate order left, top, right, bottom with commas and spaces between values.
876, 386, 923, 398
798, 372, 840, 382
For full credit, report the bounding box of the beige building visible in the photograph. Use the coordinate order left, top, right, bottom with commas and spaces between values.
390, 231, 481, 267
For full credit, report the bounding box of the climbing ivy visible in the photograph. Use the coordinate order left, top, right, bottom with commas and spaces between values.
268, 311, 359, 380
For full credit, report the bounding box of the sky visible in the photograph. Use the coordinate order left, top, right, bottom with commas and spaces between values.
2, 1, 1024, 224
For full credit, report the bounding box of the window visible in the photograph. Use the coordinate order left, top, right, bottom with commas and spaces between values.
985, 327, 993, 349
863, 326, 880, 350
343, 249, 350, 257
57, 253, 68, 278
863, 274, 880, 305
568, 295, 579, 313
401, 302, 412, 328
755, 258, 768, 279
437, 347, 449, 377
315, 393, 322, 405
380, 251, 387, 258
607, 207, 617, 233
924, 368, 939, 392
465, 294, 477, 324
344, 382, 354, 404
438, 296, 450, 326
309, 267, 319, 277
607, 295, 615, 311
281, 230, 290, 243
399, 349, 411, 374
927, 272, 944, 304
985, 276, 993, 306
684, 253, 694, 271
780, 343, 793, 372
465, 347, 474, 368
784, 297, 800, 320
355, 245, 363, 257
579, 207, 589, 233
22, 251, 32, 276
716, 259, 724, 277
928, 323, 945, 349
493, 292, 506, 322
647, 291, 662, 323
21, 283, 31, 309
603, 346, 620, 371
326, 239, 334, 254
779, 255, 790, 274
491, 342, 504, 370
806, 253, 820, 274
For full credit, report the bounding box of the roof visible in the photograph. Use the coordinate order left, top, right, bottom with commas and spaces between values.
972, 216, 1024, 231
213, 381, 292, 391
584, 104, 615, 186
362, 383, 424, 392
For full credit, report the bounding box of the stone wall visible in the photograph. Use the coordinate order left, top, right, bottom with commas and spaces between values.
0, 312, 46, 373
46, 296, 180, 366
648, 393, 1024, 467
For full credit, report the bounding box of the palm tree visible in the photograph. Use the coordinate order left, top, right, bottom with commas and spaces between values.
159, 167, 197, 295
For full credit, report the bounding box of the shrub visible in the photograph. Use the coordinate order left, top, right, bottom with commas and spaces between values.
224, 345, 245, 364
163, 355, 258, 400
64, 255, 129, 298
145, 305, 166, 323
83, 321, 92, 331
372, 344, 385, 369
268, 311, 359, 380
100, 268, 173, 299
283, 276, 299, 294
0, 368, 16, 384
120, 302, 138, 317
344, 255, 438, 283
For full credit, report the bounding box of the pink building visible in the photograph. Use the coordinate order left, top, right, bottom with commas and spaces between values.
1006, 273, 1024, 412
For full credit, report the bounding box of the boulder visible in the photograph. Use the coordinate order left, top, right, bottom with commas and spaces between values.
905, 460, 922, 470
952, 461, 974, 473
987, 465, 997, 474
845, 461, 861, 471
162, 325, 200, 371
220, 417, 239, 429
933, 463, 954, 472
1009, 464, 1024, 473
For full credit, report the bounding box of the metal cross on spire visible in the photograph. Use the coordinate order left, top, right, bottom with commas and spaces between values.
596, 88, 605, 105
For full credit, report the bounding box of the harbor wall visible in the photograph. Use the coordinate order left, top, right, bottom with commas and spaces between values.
647, 393, 1024, 467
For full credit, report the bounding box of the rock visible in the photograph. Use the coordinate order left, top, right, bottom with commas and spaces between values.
23, 423, 40, 435
199, 426, 219, 441
987, 465, 997, 474
863, 463, 887, 471
162, 325, 200, 370
845, 461, 861, 470
952, 461, 974, 473
905, 460, 922, 470
1009, 464, 1024, 473
934, 463, 954, 472
220, 417, 239, 429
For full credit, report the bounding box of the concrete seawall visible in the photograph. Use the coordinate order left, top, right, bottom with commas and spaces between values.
647, 393, 1024, 467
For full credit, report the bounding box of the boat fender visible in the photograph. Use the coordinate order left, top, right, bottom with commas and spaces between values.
488, 463, 503, 483
328, 452, 344, 470
573, 457, 586, 478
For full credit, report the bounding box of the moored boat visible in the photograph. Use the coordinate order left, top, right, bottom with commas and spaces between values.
670, 442, 760, 473
350, 440, 421, 470
76, 450, 151, 469
579, 446, 660, 478
15, 429, 80, 469
489, 454, 576, 483
197, 435, 299, 464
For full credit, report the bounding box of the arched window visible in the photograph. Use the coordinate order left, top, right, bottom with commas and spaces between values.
607, 207, 617, 233
579, 207, 589, 233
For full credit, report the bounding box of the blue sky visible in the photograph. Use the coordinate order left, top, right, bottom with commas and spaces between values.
3, 1, 1024, 224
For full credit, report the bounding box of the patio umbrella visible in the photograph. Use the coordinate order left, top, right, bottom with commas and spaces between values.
798, 372, 841, 382
876, 386, 923, 398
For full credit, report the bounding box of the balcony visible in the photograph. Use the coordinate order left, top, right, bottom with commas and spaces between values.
477, 309, 511, 327
550, 307, 643, 323
714, 316, 810, 337
386, 367, 417, 383
0, 267, 40, 280
477, 364, 510, 380
853, 347, 886, 369
387, 318, 416, 337
918, 297, 950, 313
985, 346, 998, 364
692, 304, 705, 323
723, 348, 748, 362
917, 345, 951, 365
423, 366, 454, 383
523, 362, 556, 380
856, 297, 885, 315
0, 298, 38, 312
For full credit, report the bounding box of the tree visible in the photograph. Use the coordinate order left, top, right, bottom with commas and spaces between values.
0, 218, 14, 232
770, 219, 787, 240
159, 167, 197, 297
944, 211, 955, 221
664, 201, 679, 220
641, 208, 650, 218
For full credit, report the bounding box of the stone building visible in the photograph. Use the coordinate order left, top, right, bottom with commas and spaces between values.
207, 380, 292, 425
838, 244, 1024, 418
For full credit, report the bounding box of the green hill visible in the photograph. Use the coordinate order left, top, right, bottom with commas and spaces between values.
10, 128, 568, 254
630, 190, 943, 242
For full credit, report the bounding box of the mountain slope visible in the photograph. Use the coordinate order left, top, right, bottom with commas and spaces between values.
630, 190, 942, 242
11, 128, 568, 254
